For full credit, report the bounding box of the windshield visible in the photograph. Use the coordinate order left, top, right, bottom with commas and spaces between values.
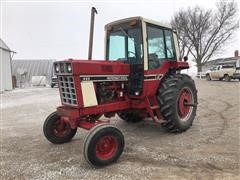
211, 67, 217, 71
107, 27, 143, 64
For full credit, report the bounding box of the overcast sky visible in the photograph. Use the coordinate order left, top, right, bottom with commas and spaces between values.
1, 0, 240, 64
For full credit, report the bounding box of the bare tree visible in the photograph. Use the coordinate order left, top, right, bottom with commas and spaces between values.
171, 0, 239, 72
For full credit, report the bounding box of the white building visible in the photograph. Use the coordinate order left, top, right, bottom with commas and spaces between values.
0, 39, 15, 92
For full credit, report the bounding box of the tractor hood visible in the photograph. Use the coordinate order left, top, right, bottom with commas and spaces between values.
54, 59, 130, 76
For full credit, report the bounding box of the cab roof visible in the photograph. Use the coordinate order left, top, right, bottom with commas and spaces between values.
104, 16, 172, 30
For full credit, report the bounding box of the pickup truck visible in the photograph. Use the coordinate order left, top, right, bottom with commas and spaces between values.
51, 76, 58, 88
206, 60, 240, 81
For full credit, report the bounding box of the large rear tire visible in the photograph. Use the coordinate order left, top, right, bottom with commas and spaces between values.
43, 112, 77, 144
157, 74, 198, 132
83, 124, 124, 167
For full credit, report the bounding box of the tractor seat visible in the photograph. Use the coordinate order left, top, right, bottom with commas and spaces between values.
149, 53, 160, 70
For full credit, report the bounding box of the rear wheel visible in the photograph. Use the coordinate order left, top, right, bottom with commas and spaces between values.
83, 124, 124, 167
224, 74, 231, 82
117, 111, 143, 123
43, 112, 77, 144
157, 74, 198, 132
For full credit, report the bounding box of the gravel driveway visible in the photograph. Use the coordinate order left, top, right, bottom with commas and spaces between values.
1, 79, 239, 179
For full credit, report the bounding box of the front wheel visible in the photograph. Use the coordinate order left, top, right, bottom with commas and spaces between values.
206, 74, 211, 81
157, 74, 198, 132
43, 112, 77, 144
83, 124, 124, 167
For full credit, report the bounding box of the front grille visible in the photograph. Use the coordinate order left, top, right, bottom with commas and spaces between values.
58, 76, 77, 106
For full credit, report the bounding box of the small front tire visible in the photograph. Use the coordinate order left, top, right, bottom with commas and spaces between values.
83, 124, 124, 167
43, 112, 77, 144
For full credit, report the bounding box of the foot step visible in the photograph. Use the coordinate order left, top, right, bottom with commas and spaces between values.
151, 106, 159, 110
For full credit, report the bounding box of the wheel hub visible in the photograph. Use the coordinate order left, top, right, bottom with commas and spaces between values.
178, 88, 193, 121
53, 118, 71, 137
96, 135, 117, 160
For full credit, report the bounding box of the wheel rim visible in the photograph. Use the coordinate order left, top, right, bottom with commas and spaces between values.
52, 118, 71, 137
177, 87, 194, 121
96, 135, 118, 160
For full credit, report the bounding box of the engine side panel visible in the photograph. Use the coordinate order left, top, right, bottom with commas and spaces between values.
81, 81, 98, 107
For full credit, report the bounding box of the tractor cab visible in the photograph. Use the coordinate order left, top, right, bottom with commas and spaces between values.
105, 17, 182, 95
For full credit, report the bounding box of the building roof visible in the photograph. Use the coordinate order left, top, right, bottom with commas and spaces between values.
0, 38, 16, 53
205, 56, 240, 66
202, 55, 240, 72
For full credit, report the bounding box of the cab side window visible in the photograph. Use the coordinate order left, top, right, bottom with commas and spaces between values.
164, 30, 175, 59
147, 25, 176, 70
147, 26, 166, 70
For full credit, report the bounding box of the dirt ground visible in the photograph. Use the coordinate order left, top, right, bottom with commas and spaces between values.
0, 79, 239, 179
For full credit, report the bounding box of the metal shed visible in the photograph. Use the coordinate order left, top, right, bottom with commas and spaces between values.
0, 39, 15, 92
12, 59, 55, 87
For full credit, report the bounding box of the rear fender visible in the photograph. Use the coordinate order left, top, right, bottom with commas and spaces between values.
170, 61, 189, 70
139, 60, 189, 98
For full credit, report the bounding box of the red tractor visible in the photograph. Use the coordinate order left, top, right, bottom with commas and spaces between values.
43, 14, 197, 167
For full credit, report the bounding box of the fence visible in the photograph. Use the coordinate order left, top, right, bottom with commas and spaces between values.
196, 72, 206, 79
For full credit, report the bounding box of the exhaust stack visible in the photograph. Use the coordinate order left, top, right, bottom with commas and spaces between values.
88, 7, 98, 60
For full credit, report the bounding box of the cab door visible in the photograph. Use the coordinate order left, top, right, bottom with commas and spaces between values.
127, 28, 144, 96
215, 66, 222, 79
145, 24, 176, 71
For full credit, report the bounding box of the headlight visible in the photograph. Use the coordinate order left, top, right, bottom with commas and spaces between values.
55, 64, 60, 73
67, 64, 72, 73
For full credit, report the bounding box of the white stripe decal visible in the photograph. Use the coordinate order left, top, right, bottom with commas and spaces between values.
80, 74, 163, 82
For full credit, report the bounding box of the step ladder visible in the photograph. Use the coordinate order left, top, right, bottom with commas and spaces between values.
144, 96, 166, 124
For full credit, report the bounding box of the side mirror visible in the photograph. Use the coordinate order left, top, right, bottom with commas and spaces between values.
183, 56, 188, 62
